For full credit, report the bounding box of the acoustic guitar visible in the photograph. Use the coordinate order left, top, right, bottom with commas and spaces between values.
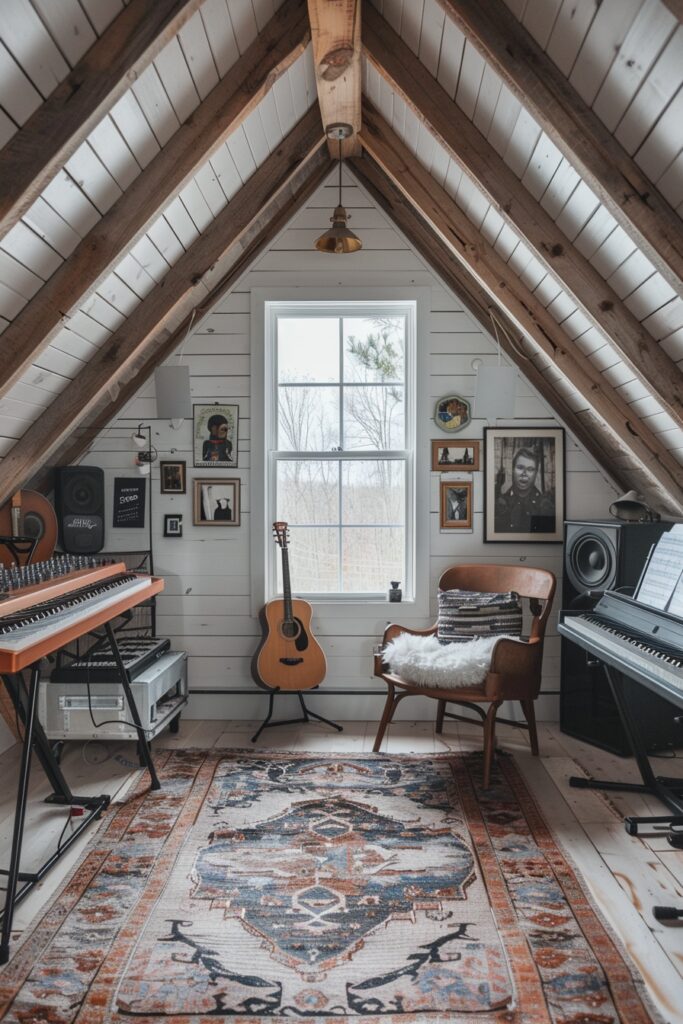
0, 490, 58, 567
252, 522, 326, 691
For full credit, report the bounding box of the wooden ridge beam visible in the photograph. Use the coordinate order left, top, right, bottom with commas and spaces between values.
437, 0, 683, 298
0, 108, 325, 507
0, 0, 311, 402
359, 104, 683, 515
33, 152, 333, 486
363, 6, 683, 431
0, 0, 205, 238
307, 0, 361, 156
349, 153, 631, 499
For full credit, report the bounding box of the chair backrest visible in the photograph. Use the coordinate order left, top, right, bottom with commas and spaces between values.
438, 563, 556, 642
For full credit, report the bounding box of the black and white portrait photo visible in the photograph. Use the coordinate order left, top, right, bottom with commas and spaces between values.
440, 481, 472, 529
193, 479, 240, 526
484, 427, 564, 542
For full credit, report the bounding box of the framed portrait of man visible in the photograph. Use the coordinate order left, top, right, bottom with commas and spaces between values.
193, 404, 239, 468
484, 427, 564, 543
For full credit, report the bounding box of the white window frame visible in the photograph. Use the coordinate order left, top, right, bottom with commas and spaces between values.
251, 288, 430, 616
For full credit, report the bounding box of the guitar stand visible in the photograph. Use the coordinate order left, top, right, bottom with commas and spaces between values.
0, 624, 160, 965
252, 688, 343, 744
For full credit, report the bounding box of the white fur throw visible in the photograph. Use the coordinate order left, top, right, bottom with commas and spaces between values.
382, 631, 521, 689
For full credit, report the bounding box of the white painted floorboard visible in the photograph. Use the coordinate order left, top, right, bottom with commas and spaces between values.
1, 720, 681, 1023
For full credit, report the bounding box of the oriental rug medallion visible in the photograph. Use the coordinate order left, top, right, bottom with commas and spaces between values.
0, 751, 658, 1023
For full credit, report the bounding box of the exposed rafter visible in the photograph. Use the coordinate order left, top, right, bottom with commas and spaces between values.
33, 154, 334, 487
0, 109, 326, 507
363, 6, 683, 432
307, 0, 361, 156
359, 103, 683, 515
0, 0, 205, 239
0, 0, 311, 402
437, 0, 683, 299
350, 154, 630, 497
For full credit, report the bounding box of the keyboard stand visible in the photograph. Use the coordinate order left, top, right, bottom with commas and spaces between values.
568, 666, 683, 826
0, 624, 160, 964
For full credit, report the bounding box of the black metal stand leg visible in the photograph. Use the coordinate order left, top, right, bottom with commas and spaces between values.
251, 691, 276, 743
251, 689, 343, 744
299, 694, 343, 733
105, 622, 160, 791
1, 667, 40, 964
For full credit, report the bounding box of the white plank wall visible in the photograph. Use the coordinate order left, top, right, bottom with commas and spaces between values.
80, 169, 619, 723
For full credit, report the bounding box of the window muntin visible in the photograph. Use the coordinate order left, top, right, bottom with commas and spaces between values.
268, 304, 415, 599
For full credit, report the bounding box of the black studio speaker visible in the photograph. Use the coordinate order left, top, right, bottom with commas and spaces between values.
55, 466, 105, 554
560, 519, 677, 755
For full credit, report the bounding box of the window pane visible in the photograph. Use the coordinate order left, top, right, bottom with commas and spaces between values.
342, 460, 405, 525
278, 386, 340, 451
343, 385, 404, 450
342, 527, 404, 593
278, 317, 339, 383
277, 460, 339, 525
343, 317, 404, 383
279, 527, 339, 593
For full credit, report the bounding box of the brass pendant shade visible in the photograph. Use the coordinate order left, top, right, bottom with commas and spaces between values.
315, 123, 362, 255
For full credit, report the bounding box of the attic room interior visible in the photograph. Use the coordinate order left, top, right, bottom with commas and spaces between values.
1, 0, 683, 1019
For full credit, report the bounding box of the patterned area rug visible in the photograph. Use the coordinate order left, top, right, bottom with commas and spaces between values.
0, 750, 658, 1023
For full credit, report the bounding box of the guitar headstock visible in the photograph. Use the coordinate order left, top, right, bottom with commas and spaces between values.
272, 521, 289, 549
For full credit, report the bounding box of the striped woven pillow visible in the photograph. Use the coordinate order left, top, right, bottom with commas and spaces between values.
437, 588, 522, 645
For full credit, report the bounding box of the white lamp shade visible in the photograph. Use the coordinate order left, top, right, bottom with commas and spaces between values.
473, 365, 517, 419
155, 365, 192, 420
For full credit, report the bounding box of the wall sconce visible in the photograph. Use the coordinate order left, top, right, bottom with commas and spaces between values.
132, 424, 157, 475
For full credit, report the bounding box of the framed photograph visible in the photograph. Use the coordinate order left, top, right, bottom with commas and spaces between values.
432, 439, 480, 472
163, 514, 183, 538
193, 478, 240, 526
193, 404, 239, 468
160, 460, 186, 494
434, 394, 471, 433
440, 481, 473, 529
484, 427, 564, 543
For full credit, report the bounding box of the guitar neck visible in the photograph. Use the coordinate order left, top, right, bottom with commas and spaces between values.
281, 547, 294, 624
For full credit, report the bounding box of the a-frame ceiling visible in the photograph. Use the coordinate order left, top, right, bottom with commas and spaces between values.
0, 0, 682, 514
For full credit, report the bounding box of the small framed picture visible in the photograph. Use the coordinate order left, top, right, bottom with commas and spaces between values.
432, 439, 480, 472
484, 426, 564, 542
193, 478, 240, 526
163, 514, 183, 538
160, 460, 186, 494
193, 404, 238, 468
434, 394, 471, 433
440, 481, 473, 529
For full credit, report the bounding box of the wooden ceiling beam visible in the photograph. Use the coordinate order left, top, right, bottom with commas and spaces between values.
363, 7, 683, 431
32, 153, 333, 486
349, 153, 632, 498
307, 0, 361, 156
0, 0, 205, 239
437, 0, 683, 298
0, 109, 325, 507
0, 0, 311, 402
359, 104, 683, 515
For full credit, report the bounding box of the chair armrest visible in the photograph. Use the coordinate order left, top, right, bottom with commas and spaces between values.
374, 622, 437, 676
485, 637, 543, 699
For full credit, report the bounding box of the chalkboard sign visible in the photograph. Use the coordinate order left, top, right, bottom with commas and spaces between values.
113, 478, 146, 529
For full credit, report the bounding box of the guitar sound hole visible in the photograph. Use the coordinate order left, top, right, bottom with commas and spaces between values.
281, 621, 299, 640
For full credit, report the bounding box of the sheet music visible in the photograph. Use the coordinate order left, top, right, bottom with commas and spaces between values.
635, 525, 683, 610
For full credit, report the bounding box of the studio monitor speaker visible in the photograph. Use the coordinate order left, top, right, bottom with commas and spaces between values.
55, 466, 105, 554
560, 519, 674, 755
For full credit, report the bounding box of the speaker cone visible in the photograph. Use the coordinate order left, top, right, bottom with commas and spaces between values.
568, 532, 615, 590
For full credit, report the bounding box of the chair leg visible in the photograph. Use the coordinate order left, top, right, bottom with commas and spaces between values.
373, 683, 403, 753
482, 701, 502, 789
435, 699, 446, 734
520, 698, 539, 756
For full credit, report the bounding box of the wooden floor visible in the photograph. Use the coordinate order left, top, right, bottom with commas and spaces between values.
1, 719, 682, 1022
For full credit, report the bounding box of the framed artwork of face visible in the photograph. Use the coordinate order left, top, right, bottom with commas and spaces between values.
484, 427, 564, 542
193, 404, 239, 468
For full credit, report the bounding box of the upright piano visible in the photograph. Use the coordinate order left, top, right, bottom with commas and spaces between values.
559, 589, 683, 825
0, 556, 164, 963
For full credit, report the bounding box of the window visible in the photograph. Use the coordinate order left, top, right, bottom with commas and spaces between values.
265, 301, 416, 600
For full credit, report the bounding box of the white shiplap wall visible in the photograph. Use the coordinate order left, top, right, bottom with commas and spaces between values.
77, 167, 619, 724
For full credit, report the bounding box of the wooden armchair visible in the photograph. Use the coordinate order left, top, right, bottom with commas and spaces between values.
373, 564, 557, 787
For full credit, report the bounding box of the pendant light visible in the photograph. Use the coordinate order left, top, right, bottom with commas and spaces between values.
315, 123, 362, 254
